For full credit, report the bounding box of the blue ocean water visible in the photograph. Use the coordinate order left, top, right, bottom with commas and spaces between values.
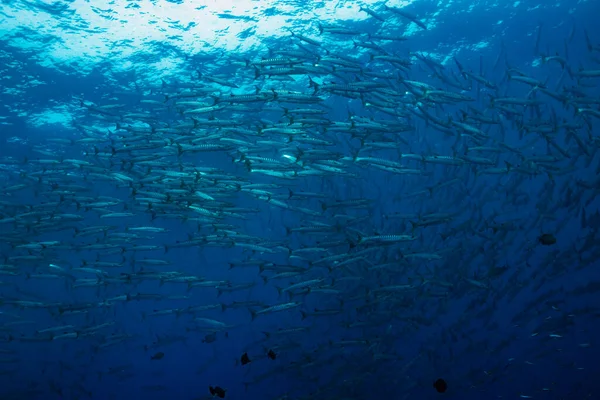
1, 0, 599, 399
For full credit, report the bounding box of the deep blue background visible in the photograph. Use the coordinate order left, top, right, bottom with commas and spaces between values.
1, 0, 599, 399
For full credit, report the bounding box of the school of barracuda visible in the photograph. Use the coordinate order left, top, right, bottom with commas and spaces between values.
1, 2, 600, 399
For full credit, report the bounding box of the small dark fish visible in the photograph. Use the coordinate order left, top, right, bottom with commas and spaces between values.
433, 378, 447, 393
538, 233, 556, 245
240, 352, 251, 365
150, 352, 164, 360
209, 386, 226, 398
202, 332, 217, 343
267, 349, 276, 360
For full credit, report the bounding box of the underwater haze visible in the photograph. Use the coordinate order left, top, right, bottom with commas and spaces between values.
1, 0, 600, 399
